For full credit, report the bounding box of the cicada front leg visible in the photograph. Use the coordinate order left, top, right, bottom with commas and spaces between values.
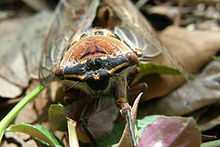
114, 76, 137, 146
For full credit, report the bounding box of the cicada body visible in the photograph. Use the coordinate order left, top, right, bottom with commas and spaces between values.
55, 29, 138, 94
39, 0, 185, 145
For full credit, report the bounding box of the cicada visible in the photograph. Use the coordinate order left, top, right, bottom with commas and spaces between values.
40, 0, 185, 146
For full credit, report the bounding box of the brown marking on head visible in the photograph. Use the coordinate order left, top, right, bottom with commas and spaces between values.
60, 35, 131, 66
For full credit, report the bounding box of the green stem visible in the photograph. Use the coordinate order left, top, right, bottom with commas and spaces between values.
0, 84, 45, 142
201, 140, 220, 147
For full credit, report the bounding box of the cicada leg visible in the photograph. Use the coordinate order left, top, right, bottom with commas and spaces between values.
78, 103, 98, 147
117, 100, 137, 147
115, 77, 137, 146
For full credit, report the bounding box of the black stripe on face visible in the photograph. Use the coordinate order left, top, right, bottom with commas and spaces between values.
104, 56, 129, 72
63, 64, 87, 81
62, 54, 136, 81
64, 64, 87, 75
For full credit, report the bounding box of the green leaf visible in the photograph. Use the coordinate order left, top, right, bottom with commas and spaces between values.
0, 84, 44, 142
201, 139, 220, 147
7, 123, 63, 147
132, 63, 182, 84
136, 115, 159, 140
139, 62, 182, 75
213, 56, 220, 61
48, 104, 67, 131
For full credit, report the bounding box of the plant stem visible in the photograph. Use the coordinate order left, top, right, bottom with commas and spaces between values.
67, 118, 79, 147
0, 84, 44, 142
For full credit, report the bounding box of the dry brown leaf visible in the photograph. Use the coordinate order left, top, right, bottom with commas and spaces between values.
140, 60, 220, 117
21, 0, 48, 11
3, 132, 38, 147
176, 0, 220, 4
141, 26, 220, 101
0, 78, 22, 98
0, 12, 51, 98
195, 102, 220, 131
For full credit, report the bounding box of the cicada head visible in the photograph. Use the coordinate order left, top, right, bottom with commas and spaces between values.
55, 29, 138, 91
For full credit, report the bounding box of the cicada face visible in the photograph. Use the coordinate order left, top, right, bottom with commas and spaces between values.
55, 29, 138, 91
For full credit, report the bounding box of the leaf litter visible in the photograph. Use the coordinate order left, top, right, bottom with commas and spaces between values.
0, 0, 220, 147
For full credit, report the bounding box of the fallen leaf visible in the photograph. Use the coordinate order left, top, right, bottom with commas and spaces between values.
140, 61, 220, 116
137, 116, 201, 147
3, 132, 38, 147
141, 26, 220, 101
0, 12, 51, 98
194, 102, 220, 131
0, 78, 22, 98
21, 0, 49, 11
7, 123, 63, 146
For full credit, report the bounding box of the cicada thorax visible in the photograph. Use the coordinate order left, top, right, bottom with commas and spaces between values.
55, 29, 138, 92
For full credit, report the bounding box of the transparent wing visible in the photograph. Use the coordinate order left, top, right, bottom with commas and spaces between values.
40, 0, 100, 84
114, 26, 162, 59
105, 0, 162, 60
105, 0, 186, 72
102, 0, 211, 102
